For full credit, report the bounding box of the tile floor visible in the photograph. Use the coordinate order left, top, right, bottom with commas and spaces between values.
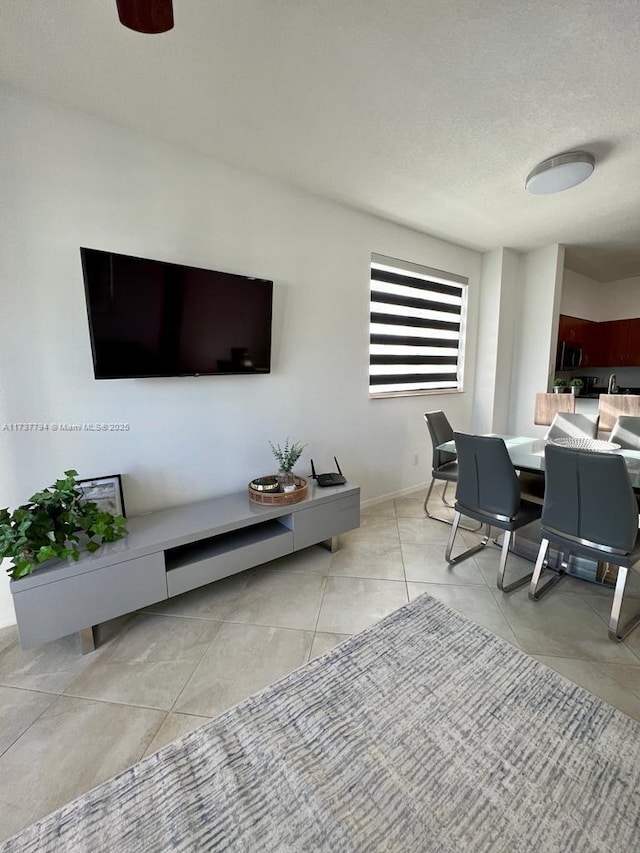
1, 488, 640, 840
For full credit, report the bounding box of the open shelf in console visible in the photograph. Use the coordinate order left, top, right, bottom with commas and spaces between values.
164, 518, 294, 597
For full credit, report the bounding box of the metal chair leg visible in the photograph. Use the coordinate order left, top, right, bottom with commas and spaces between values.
497, 529, 535, 592
608, 565, 640, 641
441, 481, 455, 508
528, 538, 566, 600
425, 478, 481, 531
446, 517, 491, 565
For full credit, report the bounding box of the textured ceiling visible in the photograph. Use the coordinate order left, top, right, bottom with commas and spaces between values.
2, 0, 640, 281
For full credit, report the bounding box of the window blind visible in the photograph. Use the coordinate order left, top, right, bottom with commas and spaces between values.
369, 256, 468, 397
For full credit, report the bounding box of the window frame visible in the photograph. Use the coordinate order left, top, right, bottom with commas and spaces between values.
368, 253, 469, 399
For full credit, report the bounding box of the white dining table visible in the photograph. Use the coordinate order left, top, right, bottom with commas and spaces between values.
437, 433, 640, 490
435, 434, 639, 585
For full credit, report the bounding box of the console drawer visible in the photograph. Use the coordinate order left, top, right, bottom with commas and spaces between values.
13, 552, 167, 649
292, 492, 360, 549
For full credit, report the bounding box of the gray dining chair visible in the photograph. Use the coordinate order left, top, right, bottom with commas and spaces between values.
529, 443, 640, 641
423, 411, 457, 521
423, 412, 481, 531
445, 433, 542, 592
610, 416, 640, 450
544, 412, 599, 440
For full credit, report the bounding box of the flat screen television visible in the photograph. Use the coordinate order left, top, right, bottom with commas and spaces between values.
80, 248, 273, 379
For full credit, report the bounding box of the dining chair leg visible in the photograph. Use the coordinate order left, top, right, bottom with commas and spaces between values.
441, 481, 455, 508
446, 518, 491, 565
528, 538, 566, 600
497, 530, 534, 593
608, 565, 640, 641
424, 480, 481, 531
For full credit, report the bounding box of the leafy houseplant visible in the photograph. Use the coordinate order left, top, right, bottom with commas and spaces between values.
0, 470, 127, 581
269, 438, 306, 487
553, 378, 568, 394
569, 378, 584, 395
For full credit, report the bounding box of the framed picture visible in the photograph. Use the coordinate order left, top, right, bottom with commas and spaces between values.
77, 474, 126, 518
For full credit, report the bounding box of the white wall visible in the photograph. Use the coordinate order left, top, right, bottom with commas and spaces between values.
561, 269, 640, 322
509, 245, 565, 436
599, 276, 640, 321
560, 268, 602, 320
0, 86, 482, 626
472, 248, 520, 434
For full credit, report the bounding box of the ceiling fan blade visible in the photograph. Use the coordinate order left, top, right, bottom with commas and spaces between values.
116, 0, 174, 34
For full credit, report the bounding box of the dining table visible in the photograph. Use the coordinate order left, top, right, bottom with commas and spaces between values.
437, 433, 640, 490
435, 434, 640, 584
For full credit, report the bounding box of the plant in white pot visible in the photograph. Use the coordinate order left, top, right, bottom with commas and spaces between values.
553, 378, 568, 394
569, 378, 584, 395
269, 438, 306, 491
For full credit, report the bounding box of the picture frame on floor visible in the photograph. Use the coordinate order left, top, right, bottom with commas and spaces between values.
77, 474, 126, 518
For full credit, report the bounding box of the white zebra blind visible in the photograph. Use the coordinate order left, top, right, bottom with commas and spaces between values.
369, 255, 468, 398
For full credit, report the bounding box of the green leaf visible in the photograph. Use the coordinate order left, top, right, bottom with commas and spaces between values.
85, 540, 100, 553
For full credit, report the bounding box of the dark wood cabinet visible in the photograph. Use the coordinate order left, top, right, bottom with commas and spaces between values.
557, 314, 640, 367
600, 320, 629, 366
556, 314, 600, 368
625, 318, 640, 365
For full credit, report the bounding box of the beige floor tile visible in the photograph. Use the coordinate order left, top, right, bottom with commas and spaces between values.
309, 632, 352, 660
174, 622, 313, 717
582, 592, 640, 660
394, 493, 429, 518
401, 542, 487, 587
361, 499, 396, 519
0, 686, 56, 757
0, 695, 164, 841
64, 614, 222, 710
473, 546, 536, 590
316, 576, 408, 635
261, 544, 332, 576
143, 712, 212, 757
397, 516, 453, 545
0, 626, 18, 655
148, 568, 326, 631
0, 630, 97, 694
338, 517, 399, 545
492, 587, 640, 664
329, 538, 405, 580
534, 655, 640, 721
406, 583, 521, 647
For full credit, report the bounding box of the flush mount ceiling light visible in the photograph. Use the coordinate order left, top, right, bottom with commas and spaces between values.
525, 152, 595, 195
116, 0, 174, 33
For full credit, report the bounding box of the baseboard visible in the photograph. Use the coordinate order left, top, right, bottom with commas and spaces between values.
360, 482, 428, 510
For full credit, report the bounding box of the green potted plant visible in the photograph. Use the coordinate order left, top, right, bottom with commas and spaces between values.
569, 377, 584, 396
0, 470, 127, 580
269, 438, 306, 490
553, 378, 568, 394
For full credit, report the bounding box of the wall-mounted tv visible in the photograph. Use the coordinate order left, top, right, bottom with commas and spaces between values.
80, 248, 273, 379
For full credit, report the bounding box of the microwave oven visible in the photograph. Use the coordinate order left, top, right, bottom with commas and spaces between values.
556, 341, 583, 369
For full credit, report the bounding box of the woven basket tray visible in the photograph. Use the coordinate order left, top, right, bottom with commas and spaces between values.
248, 475, 308, 505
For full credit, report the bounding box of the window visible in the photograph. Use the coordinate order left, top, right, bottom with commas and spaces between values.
369, 253, 468, 398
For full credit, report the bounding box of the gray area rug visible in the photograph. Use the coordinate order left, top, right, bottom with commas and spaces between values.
3, 593, 640, 852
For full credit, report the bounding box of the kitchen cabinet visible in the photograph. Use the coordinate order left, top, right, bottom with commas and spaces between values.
557, 314, 640, 368
599, 318, 640, 366
625, 318, 640, 364
556, 315, 600, 368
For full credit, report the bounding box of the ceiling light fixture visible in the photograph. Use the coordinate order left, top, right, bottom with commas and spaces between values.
525, 151, 595, 195
116, 0, 174, 34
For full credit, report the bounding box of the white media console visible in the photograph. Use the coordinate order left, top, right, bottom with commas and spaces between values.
11, 482, 360, 652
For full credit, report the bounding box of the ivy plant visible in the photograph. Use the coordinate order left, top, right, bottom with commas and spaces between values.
0, 470, 127, 580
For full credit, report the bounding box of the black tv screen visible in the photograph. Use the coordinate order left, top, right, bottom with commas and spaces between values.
80, 248, 273, 379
